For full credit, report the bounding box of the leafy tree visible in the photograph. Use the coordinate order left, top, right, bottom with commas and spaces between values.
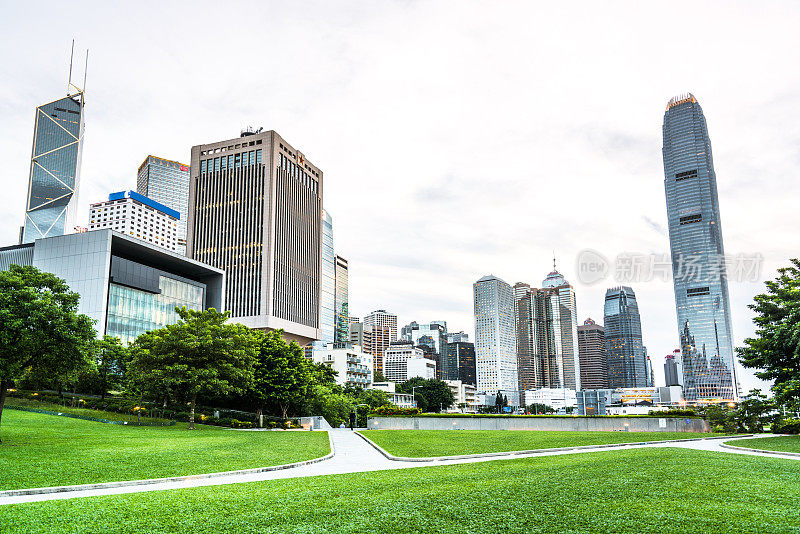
250, 330, 315, 420
372, 370, 388, 383
398, 378, 455, 413
734, 389, 778, 433
0, 265, 96, 442
128, 307, 258, 429
356, 388, 390, 408
495, 390, 508, 413
93, 335, 129, 399
738, 259, 800, 409
527, 403, 555, 414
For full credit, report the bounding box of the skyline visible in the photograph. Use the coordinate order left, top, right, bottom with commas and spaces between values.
2, 2, 799, 392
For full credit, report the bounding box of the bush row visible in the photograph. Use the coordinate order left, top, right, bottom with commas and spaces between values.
772, 418, 800, 434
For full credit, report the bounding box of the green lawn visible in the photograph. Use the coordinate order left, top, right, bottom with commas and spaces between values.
727, 435, 800, 453
1, 448, 798, 533
5, 397, 167, 423
0, 410, 329, 490
360, 429, 726, 457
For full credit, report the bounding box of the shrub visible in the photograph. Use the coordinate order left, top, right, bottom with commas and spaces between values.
231, 419, 253, 429
649, 409, 697, 417
772, 418, 800, 434
370, 405, 421, 416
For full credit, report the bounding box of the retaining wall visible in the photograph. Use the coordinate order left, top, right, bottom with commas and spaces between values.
367, 416, 710, 433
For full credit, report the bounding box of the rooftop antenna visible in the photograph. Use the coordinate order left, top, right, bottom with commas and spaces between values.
82, 48, 88, 94
553, 251, 557, 272
67, 39, 75, 93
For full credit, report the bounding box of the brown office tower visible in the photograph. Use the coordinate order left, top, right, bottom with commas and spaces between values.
187, 129, 322, 344
577, 318, 607, 389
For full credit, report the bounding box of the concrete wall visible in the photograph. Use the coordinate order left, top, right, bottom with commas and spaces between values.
368, 416, 710, 433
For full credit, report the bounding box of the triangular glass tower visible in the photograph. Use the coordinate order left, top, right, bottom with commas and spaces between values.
22, 68, 85, 243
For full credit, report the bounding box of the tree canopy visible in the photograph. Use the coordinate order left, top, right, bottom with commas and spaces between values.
0, 265, 96, 442
128, 307, 258, 429
398, 378, 455, 413
738, 258, 800, 409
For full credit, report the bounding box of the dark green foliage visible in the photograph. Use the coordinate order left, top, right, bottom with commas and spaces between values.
370, 405, 421, 416
738, 258, 800, 409
0, 265, 96, 442
128, 307, 258, 429
649, 408, 697, 417
397, 378, 455, 412
527, 403, 555, 414
231, 419, 253, 429
772, 418, 800, 434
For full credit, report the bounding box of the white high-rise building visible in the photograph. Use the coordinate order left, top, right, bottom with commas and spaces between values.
384, 342, 435, 383
89, 191, 180, 252
363, 309, 398, 375
473, 275, 517, 394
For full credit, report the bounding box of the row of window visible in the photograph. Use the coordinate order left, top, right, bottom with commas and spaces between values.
675, 169, 698, 181
200, 139, 262, 156
200, 149, 263, 174
679, 213, 703, 225
278, 142, 320, 178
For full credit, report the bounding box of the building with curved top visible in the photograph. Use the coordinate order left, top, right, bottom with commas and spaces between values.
662, 94, 737, 402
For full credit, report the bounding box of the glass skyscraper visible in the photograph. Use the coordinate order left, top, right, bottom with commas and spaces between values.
334, 255, 349, 343
22, 86, 85, 243
319, 210, 336, 342
662, 93, 737, 402
473, 275, 517, 394
604, 286, 647, 388
137, 156, 190, 255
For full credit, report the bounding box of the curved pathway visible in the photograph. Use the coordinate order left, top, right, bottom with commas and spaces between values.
0, 431, 790, 506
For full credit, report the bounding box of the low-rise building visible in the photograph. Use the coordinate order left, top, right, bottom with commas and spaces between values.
371, 381, 416, 408
577, 386, 685, 415
0, 229, 223, 344
308, 342, 372, 388
444, 380, 477, 412
523, 388, 578, 410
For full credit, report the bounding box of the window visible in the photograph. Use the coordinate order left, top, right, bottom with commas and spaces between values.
679, 214, 702, 225
687, 287, 710, 297
675, 169, 697, 181
200, 160, 207, 174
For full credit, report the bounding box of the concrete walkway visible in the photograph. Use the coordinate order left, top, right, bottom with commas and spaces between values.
0, 431, 791, 506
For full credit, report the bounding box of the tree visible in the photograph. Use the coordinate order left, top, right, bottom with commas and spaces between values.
128, 307, 258, 429
734, 389, 778, 433
372, 370, 387, 383
93, 335, 129, 399
0, 265, 96, 442
738, 259, 800, 409
495, 390, 508, 413
527, 403, 555, 414
250, 330, 315, 420
398, 378, 455, 413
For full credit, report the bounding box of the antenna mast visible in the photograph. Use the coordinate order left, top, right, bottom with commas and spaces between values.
67, 39, 75, 92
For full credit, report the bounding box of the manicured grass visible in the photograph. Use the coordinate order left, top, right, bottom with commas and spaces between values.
2, 448, 798, 533
360, 429, 727, 457
727, 435, 800, 453
0, 410, 329, 490
6, 397, 167, 423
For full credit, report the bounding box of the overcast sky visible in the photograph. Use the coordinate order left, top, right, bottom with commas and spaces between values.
2, 1, 798, 392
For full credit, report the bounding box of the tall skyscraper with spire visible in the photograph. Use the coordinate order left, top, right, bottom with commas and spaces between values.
662, 93, 738, 402
22, 43, 86, 243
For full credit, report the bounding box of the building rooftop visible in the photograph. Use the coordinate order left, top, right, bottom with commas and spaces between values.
667, 93, 697, 109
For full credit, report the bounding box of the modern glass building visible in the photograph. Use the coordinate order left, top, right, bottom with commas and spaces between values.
443, 341, 476, 385
22, 85, 85, 243
473, 275, 517, 394
137, 156, 190, 255
319, 210, 336, 342
604, 286, 647, 388
513, 269, 581, 395
662, 94, 737, 402
577, 318, 607, 390
0, 230, 223, 344
334, 255, 349, 343
362, 310, 398, 375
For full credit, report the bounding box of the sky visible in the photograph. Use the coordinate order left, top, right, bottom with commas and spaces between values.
1, 1, 798, 393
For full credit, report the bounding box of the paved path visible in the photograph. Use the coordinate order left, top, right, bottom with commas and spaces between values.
0, 431, 791, 506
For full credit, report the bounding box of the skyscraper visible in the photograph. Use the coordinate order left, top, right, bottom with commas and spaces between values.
662, 93, 737, 401
88, 191, 180, 251
319, 210, 336, 342
512, 269, 581, 393
137, 156, 190, 255
577, 318, 607, 390
473, 275, 517, 394
362, 309, 397, 375
664, 350, 682, 387
22, 62, 86, 244
604, 286, 647, 388
187, 129, 322, 344
334, 255, 349, 343
443, 341, 476, 385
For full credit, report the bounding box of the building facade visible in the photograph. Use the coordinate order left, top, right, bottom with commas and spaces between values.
136, 156, 190, 254
604, 286, 647, 388
447, 331, 469, 343
22, 83, 86, 244
89, 191, 180, 252
334, 255, 349, 343
577, 318, 607, 390
0, 230, 223, 344
444, 380, 477, 412
473, 275, 518, 394
187, 130, 322, 344
442, 341, 476, 385
319, 210, 336, 342
513, 269, 581, 394
662, 93, 738, 402
308, 342, 372, 388
363, 309, 398, 375
664, 350, 682, 386
383, 342, 435, 383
